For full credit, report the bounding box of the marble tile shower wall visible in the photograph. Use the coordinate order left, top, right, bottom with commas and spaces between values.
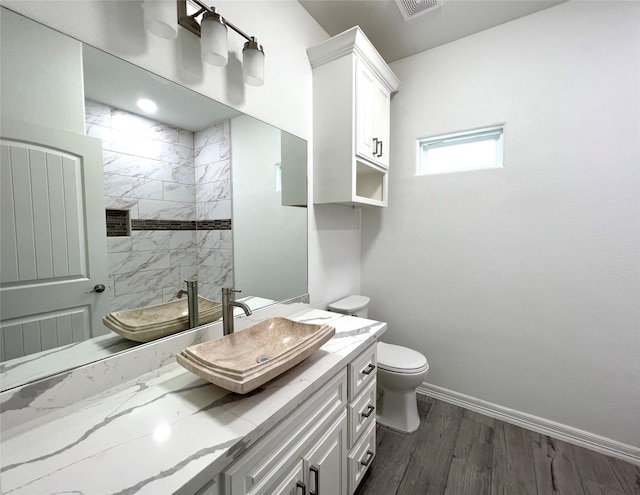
194, 122, 233, 300
85, 101, 232, 311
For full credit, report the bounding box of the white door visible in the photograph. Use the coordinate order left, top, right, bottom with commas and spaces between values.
0, 118, 110, 361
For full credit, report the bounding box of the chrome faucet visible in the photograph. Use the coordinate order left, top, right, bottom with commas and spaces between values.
222, 287, 252, 335
177, 280, 199, 329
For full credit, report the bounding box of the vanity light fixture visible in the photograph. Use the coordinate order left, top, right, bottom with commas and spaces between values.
175, 0, 265, 87
142, 0, 179, 39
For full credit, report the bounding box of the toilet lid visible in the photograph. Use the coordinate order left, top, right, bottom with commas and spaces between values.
328, 295, 370, 314
377, 342, 428, 373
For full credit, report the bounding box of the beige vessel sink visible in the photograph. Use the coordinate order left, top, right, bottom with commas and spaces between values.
103, 297, 223, 342
176, 317, 335, 394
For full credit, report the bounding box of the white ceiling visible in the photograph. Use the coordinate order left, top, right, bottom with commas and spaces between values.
83, 45, 241, 132
299, 0, 565, 63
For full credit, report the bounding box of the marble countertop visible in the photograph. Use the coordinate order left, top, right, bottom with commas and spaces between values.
0, 309, 386, 495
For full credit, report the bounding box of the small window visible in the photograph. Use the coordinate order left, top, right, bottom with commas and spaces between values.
418, 125, 504, 175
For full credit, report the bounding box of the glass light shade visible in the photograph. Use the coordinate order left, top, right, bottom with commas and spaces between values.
201, 14, 228, 67
243, 41, 265, 87
143, 0, 178, 40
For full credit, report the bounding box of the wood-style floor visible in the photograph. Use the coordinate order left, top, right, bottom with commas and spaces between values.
354, 395, 640, 495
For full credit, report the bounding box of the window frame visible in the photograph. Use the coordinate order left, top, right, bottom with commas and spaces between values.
417, 124, 505, 176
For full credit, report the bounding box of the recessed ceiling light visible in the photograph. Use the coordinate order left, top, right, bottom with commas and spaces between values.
137, 98, 158, 114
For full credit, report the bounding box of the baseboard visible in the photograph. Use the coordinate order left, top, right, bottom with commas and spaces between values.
417, 382, 640, 466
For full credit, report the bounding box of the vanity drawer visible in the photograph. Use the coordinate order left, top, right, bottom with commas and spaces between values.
348, 377, 376, 449
348, 420, 376, 495
348, 343, 377, 401
223, 369, 346, 495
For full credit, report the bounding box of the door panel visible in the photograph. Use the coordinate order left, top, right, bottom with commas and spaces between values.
0, 307, 90, 361
0, 119, 109, 359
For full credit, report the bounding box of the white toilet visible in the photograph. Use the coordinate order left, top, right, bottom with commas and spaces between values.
327, 295, 429, 433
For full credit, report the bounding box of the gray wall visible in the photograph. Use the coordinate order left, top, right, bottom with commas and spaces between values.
362, 1, 640, 448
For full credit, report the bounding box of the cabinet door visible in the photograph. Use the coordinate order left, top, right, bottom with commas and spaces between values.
355, 60, 377, 164
305, 411, 347, 495
261, 461, 306, 495
373, 82, 391, 168
355, 59, 391, 169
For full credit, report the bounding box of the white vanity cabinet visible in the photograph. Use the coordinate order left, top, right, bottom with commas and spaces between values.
346, 344, 378, 494
222, 370, 348, 495
221, 343, 379, 495
308, 27, 400, 208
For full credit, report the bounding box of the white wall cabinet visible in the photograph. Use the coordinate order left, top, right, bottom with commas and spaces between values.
221, 343, 378, 495
308, 27, 400, 208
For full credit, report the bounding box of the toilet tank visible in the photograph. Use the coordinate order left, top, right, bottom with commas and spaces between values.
327, 295, 370, 318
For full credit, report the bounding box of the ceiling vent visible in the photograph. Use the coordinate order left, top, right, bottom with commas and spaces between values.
395, 0, 443, 22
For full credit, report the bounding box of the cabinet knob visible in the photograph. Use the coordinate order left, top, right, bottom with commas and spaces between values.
296, 481, 307, 495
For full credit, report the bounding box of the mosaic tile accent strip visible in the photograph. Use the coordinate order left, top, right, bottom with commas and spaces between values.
130, 219, 232, 231
106, 209, 129, 237
197, 220, 232, 230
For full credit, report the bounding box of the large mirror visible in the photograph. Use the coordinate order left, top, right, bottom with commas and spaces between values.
0, 7, 308, 391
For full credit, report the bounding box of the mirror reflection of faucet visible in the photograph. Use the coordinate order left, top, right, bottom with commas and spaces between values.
222, 287, 253, 335
176, 280, 199, 328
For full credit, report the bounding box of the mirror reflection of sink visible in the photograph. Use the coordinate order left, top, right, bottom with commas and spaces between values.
103, 297, 223, 342
176, 317, 336, 394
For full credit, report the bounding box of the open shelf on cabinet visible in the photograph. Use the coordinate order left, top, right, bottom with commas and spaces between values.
355, 160, 387, 207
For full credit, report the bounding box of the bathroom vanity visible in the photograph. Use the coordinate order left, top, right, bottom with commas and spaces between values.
0, 308, 385, 495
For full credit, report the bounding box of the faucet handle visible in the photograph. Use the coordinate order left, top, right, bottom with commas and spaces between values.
222, 287, 241, 295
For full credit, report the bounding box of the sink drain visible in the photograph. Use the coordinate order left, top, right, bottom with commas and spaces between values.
256, 355, 271, 364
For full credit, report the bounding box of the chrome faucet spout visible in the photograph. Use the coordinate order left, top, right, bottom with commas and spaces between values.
222, 287, 252, 335
234, 301, 252, 316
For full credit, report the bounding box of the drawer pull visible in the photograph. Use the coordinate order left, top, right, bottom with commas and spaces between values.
361, 404, 375, 418
360, 450, 375, 467
296, 481, 307, 495
361, 363, 376, 375
310, 465, 319, 495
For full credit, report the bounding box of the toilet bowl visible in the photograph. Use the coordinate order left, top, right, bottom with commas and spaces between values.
327, 295, 430, 434
376, 341, 429, 433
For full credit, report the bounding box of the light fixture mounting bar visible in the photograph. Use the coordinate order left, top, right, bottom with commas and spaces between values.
183, 0, 254, 42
